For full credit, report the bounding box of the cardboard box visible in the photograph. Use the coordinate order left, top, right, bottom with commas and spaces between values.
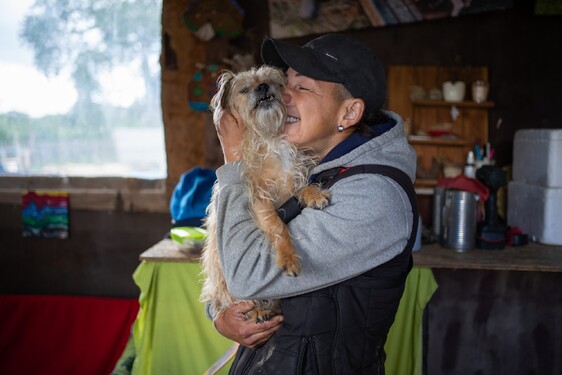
508, 180, 562, 245
513, 129, 562, 188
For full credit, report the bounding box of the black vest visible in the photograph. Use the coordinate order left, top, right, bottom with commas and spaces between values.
229, 165, 418, 375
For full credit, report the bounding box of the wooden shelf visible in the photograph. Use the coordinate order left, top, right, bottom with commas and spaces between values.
388, 65, 492, 198
412, 100, 495, 108
414, 179, 438, 188
408, 136, 470, 147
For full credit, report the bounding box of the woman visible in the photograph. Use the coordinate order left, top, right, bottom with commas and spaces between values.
212, 33, 417, 374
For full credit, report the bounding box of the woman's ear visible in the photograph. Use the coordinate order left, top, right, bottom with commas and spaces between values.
342, 99, 365, 127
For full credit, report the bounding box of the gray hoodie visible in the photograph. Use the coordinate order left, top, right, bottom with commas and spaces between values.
213, 111, 417, 301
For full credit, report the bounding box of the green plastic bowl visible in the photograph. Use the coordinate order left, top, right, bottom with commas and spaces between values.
170, 226, 207, 246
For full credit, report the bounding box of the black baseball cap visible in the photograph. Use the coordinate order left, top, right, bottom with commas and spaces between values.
261, 34, 386, 116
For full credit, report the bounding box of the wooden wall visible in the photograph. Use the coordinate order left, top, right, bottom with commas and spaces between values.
161, 0, 271, 193
161, 0, 206, 194
0, 202, 170, 298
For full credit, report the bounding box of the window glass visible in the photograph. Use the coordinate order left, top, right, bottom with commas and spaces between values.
0, 0, 166, 178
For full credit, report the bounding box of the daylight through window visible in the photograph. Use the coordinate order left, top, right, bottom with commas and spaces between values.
0, 0, 166, 178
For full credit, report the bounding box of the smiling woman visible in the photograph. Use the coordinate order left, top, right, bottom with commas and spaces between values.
0, 0, 166, 178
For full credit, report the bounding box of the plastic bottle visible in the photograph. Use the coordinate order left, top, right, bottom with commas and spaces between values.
464, 150, 476, 178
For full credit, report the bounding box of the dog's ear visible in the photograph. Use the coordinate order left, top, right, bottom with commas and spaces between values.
214, 71, 235, 109
210, 70, 235, 125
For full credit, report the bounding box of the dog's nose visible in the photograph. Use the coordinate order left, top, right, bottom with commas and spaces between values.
255, 83, 269, 94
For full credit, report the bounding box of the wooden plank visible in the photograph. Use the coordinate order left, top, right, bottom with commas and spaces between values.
413, 105, 437, 133
387, 66, 414, 122
436, 106, 455, 131
414, 242, 562, 273
414, 66, 439, 93
358, 0, 386, 26
413, 100, 494, 108
140, 239, 562, 272
438, 145, 465, 167
415, 144, 440, 178
408, 137, 469, 146
139, 239, 202, 262
463, 109, 489, 145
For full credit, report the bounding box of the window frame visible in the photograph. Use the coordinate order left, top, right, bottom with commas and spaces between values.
0, 175, 168, 213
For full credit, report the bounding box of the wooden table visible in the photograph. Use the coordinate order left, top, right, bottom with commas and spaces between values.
413, 242, 562, 272
139, 238, 201, 262
137, 239, 438, 375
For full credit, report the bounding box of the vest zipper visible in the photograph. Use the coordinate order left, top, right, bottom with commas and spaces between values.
240, 348, 256, 375
297, 336, 320, 375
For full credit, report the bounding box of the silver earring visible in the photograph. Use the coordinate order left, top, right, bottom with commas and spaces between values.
337, 124, 344, 132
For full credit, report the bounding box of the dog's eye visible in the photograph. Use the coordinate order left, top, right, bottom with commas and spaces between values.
240, 87, 250, 94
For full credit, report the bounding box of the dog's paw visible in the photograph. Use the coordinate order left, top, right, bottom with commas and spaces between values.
247, 308, 275, 323
283, 263, 300, 277
277, 249, 301, 277
299, 186, 331, 210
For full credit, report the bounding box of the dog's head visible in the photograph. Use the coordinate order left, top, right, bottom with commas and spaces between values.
210, 66, 287, 137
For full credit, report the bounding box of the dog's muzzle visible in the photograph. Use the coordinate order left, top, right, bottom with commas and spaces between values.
255, 83, 275, 108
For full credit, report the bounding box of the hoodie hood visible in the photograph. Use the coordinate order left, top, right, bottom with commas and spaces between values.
312, 111, 417, 183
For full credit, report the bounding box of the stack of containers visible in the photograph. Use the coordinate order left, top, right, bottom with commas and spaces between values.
508, 129, 562, 245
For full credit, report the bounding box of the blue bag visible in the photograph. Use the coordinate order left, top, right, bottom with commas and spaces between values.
170, 166, 216, 227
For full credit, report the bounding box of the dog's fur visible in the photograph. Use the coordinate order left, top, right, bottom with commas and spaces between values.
200, 66, 330, 322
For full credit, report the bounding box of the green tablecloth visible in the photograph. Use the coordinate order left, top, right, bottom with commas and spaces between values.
385, 266, 438, 375
116, 259, 437, 375
131, 261, 233, 375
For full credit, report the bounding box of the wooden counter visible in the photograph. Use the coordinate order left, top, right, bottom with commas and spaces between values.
414, 242, 562, 272
139, 238, 200, 262
142, 239, 562, 273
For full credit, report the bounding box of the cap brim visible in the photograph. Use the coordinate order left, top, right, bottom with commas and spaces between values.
261, 38, 289, 70
261, 38, 339, 84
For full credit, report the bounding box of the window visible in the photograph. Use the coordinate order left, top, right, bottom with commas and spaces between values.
0, 0, 166, 179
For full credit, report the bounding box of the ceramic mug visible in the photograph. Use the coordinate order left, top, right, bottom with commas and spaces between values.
472, 80, 489, 103
442, 81, 466, 102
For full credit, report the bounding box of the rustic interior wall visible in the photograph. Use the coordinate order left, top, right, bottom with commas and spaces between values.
161, 0, 207, 194
0, 202, 171, 298
161, 0, 270, 196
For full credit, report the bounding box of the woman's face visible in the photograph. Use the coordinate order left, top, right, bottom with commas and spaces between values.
283, 68, 350, 159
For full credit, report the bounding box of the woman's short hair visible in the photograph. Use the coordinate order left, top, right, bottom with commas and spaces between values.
333, 83, 388, 138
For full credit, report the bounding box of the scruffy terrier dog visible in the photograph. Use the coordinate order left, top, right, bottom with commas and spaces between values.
200, 65, 330, 322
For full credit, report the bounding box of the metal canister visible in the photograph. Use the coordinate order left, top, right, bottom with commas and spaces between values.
432, 186, 445, 242
441, 189, 478, 252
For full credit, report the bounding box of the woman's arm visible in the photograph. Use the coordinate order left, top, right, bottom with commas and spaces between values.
214, 165, 413, 300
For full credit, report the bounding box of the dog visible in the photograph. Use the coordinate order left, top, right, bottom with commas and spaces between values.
200, 65, 330, 323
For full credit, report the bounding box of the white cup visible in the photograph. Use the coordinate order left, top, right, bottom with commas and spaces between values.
472, 81, 489, 103
442, 81, 466, 102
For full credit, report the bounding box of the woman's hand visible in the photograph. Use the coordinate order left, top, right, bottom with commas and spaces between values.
213, 302, 283, 349
216, 112, 244, 164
